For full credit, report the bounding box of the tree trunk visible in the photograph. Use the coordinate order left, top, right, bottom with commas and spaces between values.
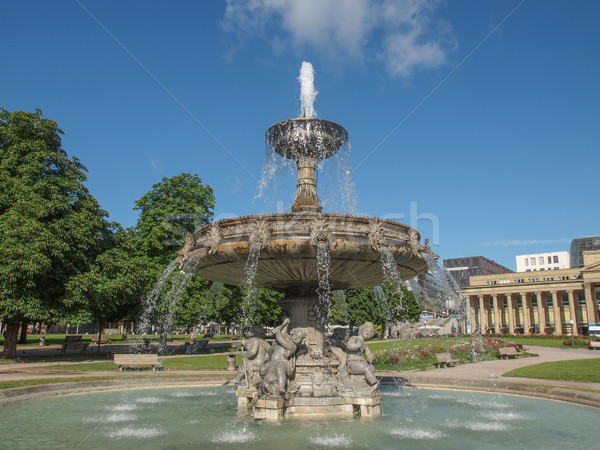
19, 321, 28, 344
2, 318, 20, 359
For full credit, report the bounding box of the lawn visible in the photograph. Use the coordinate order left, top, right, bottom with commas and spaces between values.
36, 354, 241, 372
503, 358, 600, 383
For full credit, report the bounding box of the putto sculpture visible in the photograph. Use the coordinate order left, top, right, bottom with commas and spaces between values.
179, 62, 430, 419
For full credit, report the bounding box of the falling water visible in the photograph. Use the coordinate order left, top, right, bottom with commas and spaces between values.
379, 246, 406, 305
316, 242, 332, 326
137, 259, 194, 354
299, 61, 318, 118
373, 286, 392, 336
242, 242, 262, 326
138, 259, 179, 335
405, 276, 425, 303
422, 252, 464, 313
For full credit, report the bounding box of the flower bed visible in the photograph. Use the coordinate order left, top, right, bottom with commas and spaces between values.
373, 338, 506, 371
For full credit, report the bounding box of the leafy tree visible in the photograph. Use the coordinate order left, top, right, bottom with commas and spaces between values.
328, 290, 349, 324
133, 173, 215, 268
254, 289, 284, 326
345, 287, 379, 330
0, 108, 111, 358
131, 173, 215, 343
65, 227, 155, 347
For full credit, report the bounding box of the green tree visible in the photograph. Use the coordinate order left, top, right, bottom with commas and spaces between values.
345, 287, 379, 330
133, 173, 215, 268
131, 173, 215, 342
65, 227, 155, 347
0, 108, 111, 358
328, 290, 349, 324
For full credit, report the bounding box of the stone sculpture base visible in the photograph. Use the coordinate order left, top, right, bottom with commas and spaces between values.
236, 389, 382, 421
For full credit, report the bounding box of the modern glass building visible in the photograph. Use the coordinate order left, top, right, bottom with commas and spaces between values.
570, 235, 600, 268
444, 256, 513, 288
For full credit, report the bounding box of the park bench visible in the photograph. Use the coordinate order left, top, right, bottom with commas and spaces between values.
589, 341, 600, 350
113, 353, 162, 371
60, 335, 89, 354
90, 335, 110, 344
435, 352, 459, 368
498, 347, 520, 359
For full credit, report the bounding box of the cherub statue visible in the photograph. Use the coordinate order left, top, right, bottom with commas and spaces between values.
259, 318, 306, 395
232, 325, 270, 388
345, 322, 378, 387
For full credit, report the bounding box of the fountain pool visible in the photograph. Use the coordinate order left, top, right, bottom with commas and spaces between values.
1, 385, 598, 449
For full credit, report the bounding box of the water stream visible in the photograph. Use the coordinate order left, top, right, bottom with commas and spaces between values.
316, 241, 332, 327
242, 242, 262, 327
135, 258, 195, 354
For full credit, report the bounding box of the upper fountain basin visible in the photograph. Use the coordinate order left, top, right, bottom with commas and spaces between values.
266, 118, 348, 161
181, 212, 427, 291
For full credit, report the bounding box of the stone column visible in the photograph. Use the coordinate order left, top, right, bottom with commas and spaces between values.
491, 294, 500, 334
584, 282, 598, 324
551, 291, 562, 335
536, 291, 546, 334
521, 293, 531, 335
478, 295, 486, 333
506, 293, 515, 335
567, 290, 579, 336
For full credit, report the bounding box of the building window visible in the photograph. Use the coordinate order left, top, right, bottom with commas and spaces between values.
562, 294, 569, 306
548, 256, 552, 264
525, 258, 529, 266
530, 257, 536, 265
538, 257, 544, 265
553, 255, 559, 263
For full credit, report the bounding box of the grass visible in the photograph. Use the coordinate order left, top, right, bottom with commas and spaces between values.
503, 358, 600, 383
0, 373, 230, 390
33, 354, 242, 372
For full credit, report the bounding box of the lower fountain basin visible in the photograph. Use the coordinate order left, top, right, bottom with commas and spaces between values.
181, 212, 427, 290
1, 385, 598, 448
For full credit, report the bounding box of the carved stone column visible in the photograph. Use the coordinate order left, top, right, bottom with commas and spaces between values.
567, 290, 579, 336
478, 295, 486, 333
292, 158, 321, 212
535, 291, 546, 334
491, 294, 500, 334
506, 293, 515, 335
551, 291, 562, 335
521, 293, 531, 335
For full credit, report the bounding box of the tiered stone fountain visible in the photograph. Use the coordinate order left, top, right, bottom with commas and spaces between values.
179, 62, 430, 420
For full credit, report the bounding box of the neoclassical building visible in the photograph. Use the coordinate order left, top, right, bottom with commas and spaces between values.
463, 251, 600, 336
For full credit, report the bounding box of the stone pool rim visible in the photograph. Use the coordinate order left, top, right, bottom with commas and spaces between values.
1, 375, 599, 410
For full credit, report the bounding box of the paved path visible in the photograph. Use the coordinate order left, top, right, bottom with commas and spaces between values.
1, 344, 598, 388
379, 345, 600, 391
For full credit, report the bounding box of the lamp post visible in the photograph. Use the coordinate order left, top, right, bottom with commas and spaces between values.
570, 319, 575, 346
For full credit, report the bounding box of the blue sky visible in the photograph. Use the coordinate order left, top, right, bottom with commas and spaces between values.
2, 1, 599, 271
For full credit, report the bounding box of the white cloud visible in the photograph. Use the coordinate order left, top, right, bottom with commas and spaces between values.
149, 158, 164, 172
222, 0, 454, 77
